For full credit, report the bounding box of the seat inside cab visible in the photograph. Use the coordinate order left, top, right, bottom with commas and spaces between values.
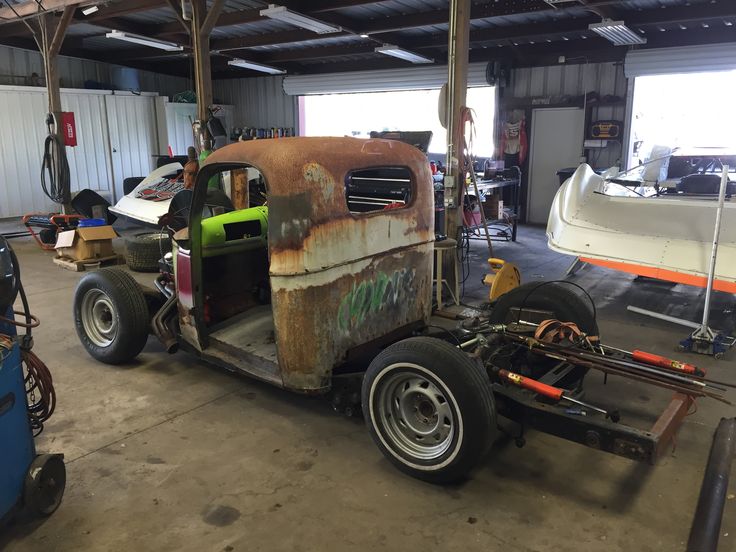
198, 168, 271, 328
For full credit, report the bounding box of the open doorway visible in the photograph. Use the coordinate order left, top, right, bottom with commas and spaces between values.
300, 87, 496, 158
628, 70, 736, 168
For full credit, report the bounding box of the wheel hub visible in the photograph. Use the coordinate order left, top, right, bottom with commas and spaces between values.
377, 369, 455, 461
81, 290, 118, 347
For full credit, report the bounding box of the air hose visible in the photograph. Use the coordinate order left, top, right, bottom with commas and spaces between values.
40, 114, 71, 204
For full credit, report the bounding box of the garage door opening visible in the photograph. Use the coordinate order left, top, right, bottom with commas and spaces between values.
628, 70, 736, 168
300, 87, 495, 158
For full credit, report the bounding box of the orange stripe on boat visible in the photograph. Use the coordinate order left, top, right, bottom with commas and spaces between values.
579, 257, 736, 294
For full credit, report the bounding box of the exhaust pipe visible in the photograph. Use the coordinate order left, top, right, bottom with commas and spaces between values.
151, 292, 179, 354
687, 417, 736, 552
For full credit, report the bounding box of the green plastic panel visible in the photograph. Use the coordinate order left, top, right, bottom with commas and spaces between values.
201, 206, 268, 257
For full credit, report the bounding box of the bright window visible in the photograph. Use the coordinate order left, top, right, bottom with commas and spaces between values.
301, 87, 495, 157
628, 70, 736, 167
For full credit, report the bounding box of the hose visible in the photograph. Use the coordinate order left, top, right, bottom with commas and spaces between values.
40, 115, 71, 204
2, 243, 56, 436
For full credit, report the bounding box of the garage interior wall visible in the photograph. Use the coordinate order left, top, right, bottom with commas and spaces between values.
0, 45, 191, 98
507, 61, 627, 168
0, 45, 194, 219
213, 76, 298, 131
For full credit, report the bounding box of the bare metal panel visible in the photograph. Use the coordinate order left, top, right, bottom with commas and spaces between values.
0, 45, 191, 98
200, 137, 434, 391
508, 62, 627, 167
213, 75, 298, 130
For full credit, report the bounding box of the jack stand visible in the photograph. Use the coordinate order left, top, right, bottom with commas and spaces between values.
627, 165, 735, 359
679, 328, 735, 360
679, 165, 734, 359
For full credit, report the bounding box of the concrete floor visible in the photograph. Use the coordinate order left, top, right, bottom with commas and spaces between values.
1, 223, 735, 552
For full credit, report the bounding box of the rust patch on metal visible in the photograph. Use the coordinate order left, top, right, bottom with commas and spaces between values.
201, 137, 435, 391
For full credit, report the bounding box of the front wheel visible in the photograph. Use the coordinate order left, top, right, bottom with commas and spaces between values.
362, 337, 496, 483
73, 268, 151, 364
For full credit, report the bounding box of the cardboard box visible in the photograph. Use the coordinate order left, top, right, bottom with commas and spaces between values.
483, 196, 504, 220
55, 225, 117, 260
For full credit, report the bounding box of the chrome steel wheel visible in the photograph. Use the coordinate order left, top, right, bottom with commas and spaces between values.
80, 289, 118, 348
375, 364, 456, 461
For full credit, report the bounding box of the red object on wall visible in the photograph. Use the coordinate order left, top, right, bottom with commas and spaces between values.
60, 112, 77, 147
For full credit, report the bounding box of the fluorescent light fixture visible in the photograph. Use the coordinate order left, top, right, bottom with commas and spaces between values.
259, 4, 341, 34
375, 44, 433, 64
228, 59, 286, 75
589, 19, 647, 46
105, 30, 183, 51
82, 5, 99, 15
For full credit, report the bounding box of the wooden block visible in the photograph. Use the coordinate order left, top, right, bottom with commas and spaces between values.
53, 254, 125, 272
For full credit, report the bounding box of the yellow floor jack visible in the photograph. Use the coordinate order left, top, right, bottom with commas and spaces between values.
483, 258, 521, 301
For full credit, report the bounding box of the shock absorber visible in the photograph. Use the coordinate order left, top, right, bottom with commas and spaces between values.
497, 369, 620, 422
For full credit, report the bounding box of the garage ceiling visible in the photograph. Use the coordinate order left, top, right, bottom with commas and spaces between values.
0, 0, 734, 78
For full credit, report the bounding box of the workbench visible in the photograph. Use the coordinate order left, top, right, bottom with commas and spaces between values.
466, 176, 521, 242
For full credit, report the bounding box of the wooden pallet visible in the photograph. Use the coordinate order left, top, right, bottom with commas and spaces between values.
53, 254, 125, 272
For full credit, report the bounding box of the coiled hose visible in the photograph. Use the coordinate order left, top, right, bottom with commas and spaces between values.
41, 116, 71, 204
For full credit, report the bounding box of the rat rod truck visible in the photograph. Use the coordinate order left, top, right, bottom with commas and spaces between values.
72, 137, 726, 483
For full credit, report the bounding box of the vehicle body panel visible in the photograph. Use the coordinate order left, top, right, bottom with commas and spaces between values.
547, 164, 736, 293
182, 137, 434, 391
109, 162, 184, 226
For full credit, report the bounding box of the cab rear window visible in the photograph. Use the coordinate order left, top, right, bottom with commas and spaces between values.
345, 167, 412, 214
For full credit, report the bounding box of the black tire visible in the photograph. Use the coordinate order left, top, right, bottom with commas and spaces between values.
123, 177, 145, 195
489, 281, 599, 335
24, 454, 66, 516
125, 232, 171, 272
73, 268, 150, 364
489, 282, 598, 384
362, 337, 496, 484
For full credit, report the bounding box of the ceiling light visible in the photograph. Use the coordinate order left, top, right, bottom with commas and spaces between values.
259, 4, 341, 34
82, 5, 98, 15
228, 59, 286, 75
375, 44, 433, 64
589, 19, 647, 46
726, 21, 734, 26
360, 33, 369, 38
105, 30, 183, 51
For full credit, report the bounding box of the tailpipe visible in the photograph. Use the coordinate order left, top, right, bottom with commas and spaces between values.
151, 292, 179, 354
687, 417, 736, 552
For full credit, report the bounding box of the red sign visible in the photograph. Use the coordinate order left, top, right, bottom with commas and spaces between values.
60, 112, 77, 147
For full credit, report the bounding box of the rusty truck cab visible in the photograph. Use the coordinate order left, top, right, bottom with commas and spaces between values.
174, 137, 435, 392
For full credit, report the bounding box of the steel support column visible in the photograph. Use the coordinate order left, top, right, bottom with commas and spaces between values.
443, 0, 471, 299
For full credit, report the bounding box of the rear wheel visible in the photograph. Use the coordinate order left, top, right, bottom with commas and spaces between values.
73, 268, 150, 364
489, 281, 598, 335
362, 337, 496, 483
489, 281, 599, 384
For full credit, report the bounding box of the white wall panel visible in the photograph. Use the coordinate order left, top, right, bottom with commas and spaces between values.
0, 87, 115, 217
63, 92, 113, 197
164, 102, 197, 155
105, 94, 159, 201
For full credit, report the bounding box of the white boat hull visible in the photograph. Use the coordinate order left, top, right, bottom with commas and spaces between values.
546, 164, 736, 293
